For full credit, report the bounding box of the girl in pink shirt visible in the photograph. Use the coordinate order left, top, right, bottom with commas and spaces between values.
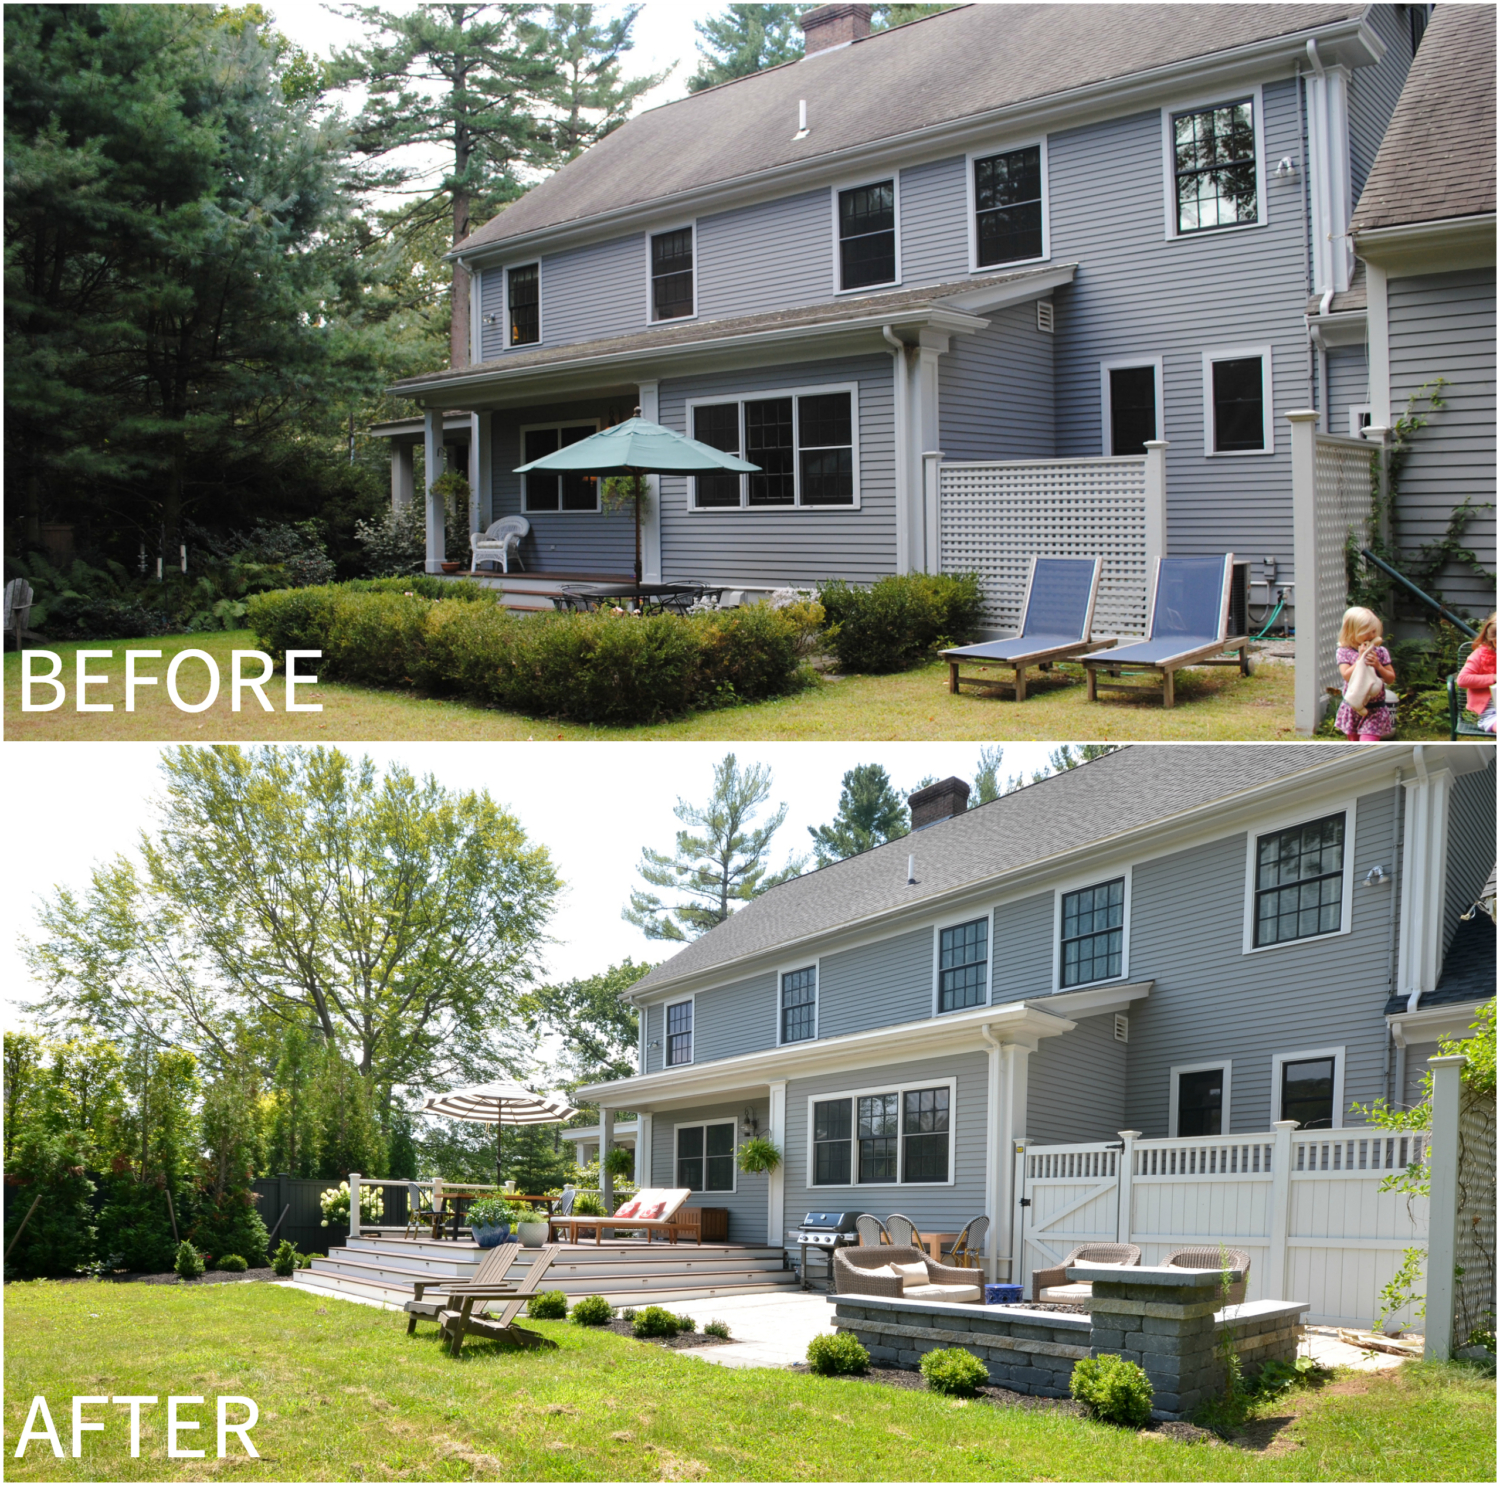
1456, 613, 1497, 733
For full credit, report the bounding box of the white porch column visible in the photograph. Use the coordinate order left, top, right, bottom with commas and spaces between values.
574, 1140, 588, 1167
600, 1106, 615, 1215
766, 1080, 787, 1246
637, 380, 663, 583
995, 1041, 1032, 1283
471, 412, 490, 533
391, 441, 415, 513
636, 1113, 653, 1187
1143, 440, 1168, 569
1288, 409, 1321, 734
348, 1172, 361, 1240
423, 406, 446, 574
914, 329, 948, 572
1424, 1054, 1467, 1359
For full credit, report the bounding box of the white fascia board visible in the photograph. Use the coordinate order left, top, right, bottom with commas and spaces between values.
1353, 214, 1498, 276
629, 747, 1430, 1004
1024, 979, 1154, 1020
452, 19, 1385, 271
577, 1000, 1075, 1106
1386, 1001, 1491, 1049
390, 304, 989, 407
1307, 309, 1367, 349
934, 263, 1076, 314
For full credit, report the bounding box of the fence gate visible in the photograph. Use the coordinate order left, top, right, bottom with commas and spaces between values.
1012, 1142, 1121, 1290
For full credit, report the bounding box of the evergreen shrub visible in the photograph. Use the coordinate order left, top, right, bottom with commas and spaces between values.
919, 1347, 989, 1395
674, 1312, 697, 1333
1070, 1353, 1155, 1427
816, 573, 983, 672
569, 1294, 613, 1326
527, 1289, 569, 1320
703, 1319, 732, 1339
631, 1305, 681, 1338
271, 1240, 299, 1278
1, 1132, 97, 1279
174, 1241, 205, 1280
806, 1331, 869, 1376
217, 1254, 248, 1272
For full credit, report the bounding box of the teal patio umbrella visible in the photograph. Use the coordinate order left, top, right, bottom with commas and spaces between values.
514, 413, 759, 582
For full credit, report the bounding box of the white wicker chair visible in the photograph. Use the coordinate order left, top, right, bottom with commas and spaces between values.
470, 515, 528, 573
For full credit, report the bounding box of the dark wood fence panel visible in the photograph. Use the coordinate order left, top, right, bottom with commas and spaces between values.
251, 1177, 409, 1256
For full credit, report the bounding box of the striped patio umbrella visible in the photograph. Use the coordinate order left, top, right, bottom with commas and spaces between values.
421, 1080, 577, 1186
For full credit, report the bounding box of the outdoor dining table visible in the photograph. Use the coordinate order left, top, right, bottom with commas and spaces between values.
429, 1189, 558, 1240
555, 582, 718, 616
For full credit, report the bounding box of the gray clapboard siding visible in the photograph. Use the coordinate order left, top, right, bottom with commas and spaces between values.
1049, 78, 1310, 581
1123, 786, 1398, 1136
1027, 1012, 1128, 1145
540, 234, 646, 348
1445, 761, 1497, 956
898, 153, 970, 286
990, 890, 1055, 1000
1386, 268, 1497, 617
1347, 4, 1416, 204
1324, 343, 1371, 436
939, 303, 1056, 460
644, 1003, 663, 1075
1401, 1040, 1440, 1109
488, 397, 638, 574
650, 1100, 769, 1243
657, 353, 896, 586
783, 1051, 990, 1232
695, 189, 835, 321
692, 971, 779, 1064
817, 927, 935, 1039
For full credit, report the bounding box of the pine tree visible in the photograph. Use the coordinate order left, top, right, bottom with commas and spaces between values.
624, 754, 805, 940
543, 5, 665, 158
687, 5, 809, 91
808, 764, 909, 865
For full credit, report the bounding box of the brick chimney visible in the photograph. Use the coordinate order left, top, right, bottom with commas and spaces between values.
800, 3, 873, 54
908, 777, 971, 830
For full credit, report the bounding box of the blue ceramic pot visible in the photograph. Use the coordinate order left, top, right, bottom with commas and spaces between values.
471, 1221, 510, 1249
984, 1283, 1024, 1305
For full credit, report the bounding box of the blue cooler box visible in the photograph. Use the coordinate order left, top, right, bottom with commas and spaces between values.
985, 1283, 1023, 1305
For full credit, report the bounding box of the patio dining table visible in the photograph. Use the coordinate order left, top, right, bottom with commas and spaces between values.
554, 582, 720, 616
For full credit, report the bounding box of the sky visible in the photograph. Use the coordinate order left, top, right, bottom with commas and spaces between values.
1, 740, 1057, 1034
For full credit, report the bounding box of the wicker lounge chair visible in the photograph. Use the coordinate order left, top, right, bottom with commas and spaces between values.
1031, 1242, 1141, 1302
884, 1213, 923, 1249
1163, 1246, 1252, 1305
855, 1214, 890, 1247
405, 1241, 519, 1336
942, 556, 1116, 699
833, 1244, 983, 1303
470, 515, 528, 574
1081, 554, 1248, 707
941, 1216, 990, 1269
439, 1243, 561, 1355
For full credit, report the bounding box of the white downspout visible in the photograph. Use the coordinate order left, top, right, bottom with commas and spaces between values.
1406, 745, 1428, 1014
883, 325, 913, 574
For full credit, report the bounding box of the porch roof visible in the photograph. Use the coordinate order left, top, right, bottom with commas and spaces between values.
386, 263, 1074, 406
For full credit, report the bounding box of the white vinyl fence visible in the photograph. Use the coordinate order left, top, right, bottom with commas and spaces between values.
1290, 411, 1380, 735
938, 445, 1166, 640
1011, 1123, 1429, 1328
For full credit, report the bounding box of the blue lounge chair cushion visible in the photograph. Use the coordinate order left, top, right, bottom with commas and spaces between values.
1101, 635, 1223, 664
1021, 557, 1097, 642
1150, 557, 1229, 641
944, 634, 1087, 662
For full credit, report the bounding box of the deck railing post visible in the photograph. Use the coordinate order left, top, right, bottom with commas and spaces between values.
1116, 1131, 1141, 1245
349, 1171, 361, 1241
1425, 1054, 1467, 1360
1142, 441, 1168, 569
1266, 1122, 1298, 1300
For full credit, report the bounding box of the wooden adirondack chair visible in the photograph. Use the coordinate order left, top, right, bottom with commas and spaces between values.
405, 1242, 519, 1337
440, 1243, 561, 1356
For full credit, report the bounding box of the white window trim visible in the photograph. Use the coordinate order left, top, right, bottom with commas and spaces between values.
1201, 344, 1275, 456
519, 418, 602, 513
1169, 1060, 1233, 1138
965, 135, 1050, 275
1052, 865, 1133, 992
663, 993, 696, 1068
931, 909, 993, 1017
1099, 357, 1164, 458
503, 260, 543, 351
830, 174, 901, 295
1271, 1046, 1346, 1130
644, 220, 698, 325
1160, 84, 1268, 242
684, 381, 862, 511
1241, 796, 1358, 955
805, 1075, 958, 1189
776, 959, 820, 1047
672, 1116, 738, 1194
1348, 404, 1373, 439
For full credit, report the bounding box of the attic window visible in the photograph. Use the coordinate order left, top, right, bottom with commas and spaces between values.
837, 180, 896, 290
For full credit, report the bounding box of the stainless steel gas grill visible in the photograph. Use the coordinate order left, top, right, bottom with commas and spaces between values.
789, 1211, 863, 1291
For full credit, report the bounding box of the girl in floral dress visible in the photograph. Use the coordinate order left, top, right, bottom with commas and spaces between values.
1335, 607, 1397, 741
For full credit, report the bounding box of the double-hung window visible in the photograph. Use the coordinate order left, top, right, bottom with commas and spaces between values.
1171, 99, 1257, 234
508, 264, 540, 345
781, 966, 816, 1044
1060, 878, 1125, 987
1104, 364, 1158, 455
1174, 1065, 1227, 1137
665, 999, 693, 1065
690, 388, 856, 508
1253, 813, 1345, 947
522, 423, 597, 511
837, 181, 896, 290
1203, 347, 1272, 454
811, 1082, 952, 1186
1279, 1056, 1335, 1129
676, 1121, 734, 1191
937, 918, 988, 1012
650, 227, 694, 320
973, 144, 1044, 266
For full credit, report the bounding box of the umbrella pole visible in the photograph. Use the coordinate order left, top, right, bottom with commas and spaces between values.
633, 472, 643, 585
496, 1121, 502, 1188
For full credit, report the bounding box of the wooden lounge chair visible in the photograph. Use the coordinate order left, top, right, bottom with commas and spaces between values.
1163, 1245, 1252, 1306
440, 1243, 562, 1355
1081, 554, 1248, 708
405, 1241, 519, 1336
551, 1188, 697, 1245
1032, 1241, 1141, 1302
941, 557, 1116, 700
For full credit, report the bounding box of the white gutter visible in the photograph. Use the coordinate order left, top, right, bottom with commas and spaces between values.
452, 18, 1385, 269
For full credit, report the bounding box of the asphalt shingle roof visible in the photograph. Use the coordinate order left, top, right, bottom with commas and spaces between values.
634, 744, 1363, 996
1385, 911, 1497, 1016
461, 3, 1365, 254
1350, 4, 1497, 233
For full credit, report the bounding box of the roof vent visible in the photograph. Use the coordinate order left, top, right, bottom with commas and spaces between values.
800, 3, 872, 55
908, 776, 970, 830
1036, 300, 1055, 334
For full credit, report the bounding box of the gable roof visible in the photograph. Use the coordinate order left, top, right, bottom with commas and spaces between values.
1351, 4, 1497, 233
462, 3, 1368, 256
632, 744, 1364, 998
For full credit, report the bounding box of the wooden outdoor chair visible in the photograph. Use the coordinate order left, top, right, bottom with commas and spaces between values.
941, 1215, 990, 1269
941, 557, 1116, 700
405, 1242, 519, 1337
1081, 554, 1249, 708
1163, 1246, 1252, 1306
1031, 1242, 1141, 1302
855, 1214, 890, 1247
440, 1243, 561, 1355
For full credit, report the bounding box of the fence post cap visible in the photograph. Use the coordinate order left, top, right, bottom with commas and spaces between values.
1141, 440, 1170, 450
1272, 1119, 1301, 1131
1116, 1130, 1143, 1140
1427, 1053, 1468, 1069
1285, 409, 1321, 423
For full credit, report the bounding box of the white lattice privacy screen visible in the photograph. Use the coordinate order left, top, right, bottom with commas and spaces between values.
938, 456, 1152, 638
1292, 413, 1377, 733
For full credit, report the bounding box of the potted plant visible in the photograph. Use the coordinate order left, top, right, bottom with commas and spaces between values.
465, 1195, 512, 1248
736, 1136, 782, 1175
514, 1202, 551, 1248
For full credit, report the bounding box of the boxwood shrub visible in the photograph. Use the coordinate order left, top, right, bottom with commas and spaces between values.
806, 1330, 869, 1376
919, 1346, 989, 1396
246, 584, 807, 725
215, 1254, 248, 1272
631, 1305, 681, 1338
527, 1289, 569, 1320
816, 572, 983, 673
569, 1294, 614, 1326
1070, 1353, 1155, 1427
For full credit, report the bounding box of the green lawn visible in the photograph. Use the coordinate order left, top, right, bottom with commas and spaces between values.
4, 1281, 1493, 1482
2, 628, 1387, 742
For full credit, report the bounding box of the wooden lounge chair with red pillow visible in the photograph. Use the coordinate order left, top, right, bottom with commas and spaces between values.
548, 1188, 696, 1245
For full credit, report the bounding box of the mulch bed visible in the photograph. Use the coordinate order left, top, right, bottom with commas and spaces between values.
597, 1318, 732, 1350
49, 1267, 281, 1286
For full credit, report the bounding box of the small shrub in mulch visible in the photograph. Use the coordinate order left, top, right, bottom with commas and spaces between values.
1071, 1353, 1155, 1428
920, 1347, 990, 1396
569, 1294, 613, 1326
806, 1330, 870, 1376
600, 1315, 728, 1350
527, 1289, 569, 1320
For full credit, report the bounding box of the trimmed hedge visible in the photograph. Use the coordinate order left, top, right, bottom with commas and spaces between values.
816, 572, 983, 673
246, 584, 807, 725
